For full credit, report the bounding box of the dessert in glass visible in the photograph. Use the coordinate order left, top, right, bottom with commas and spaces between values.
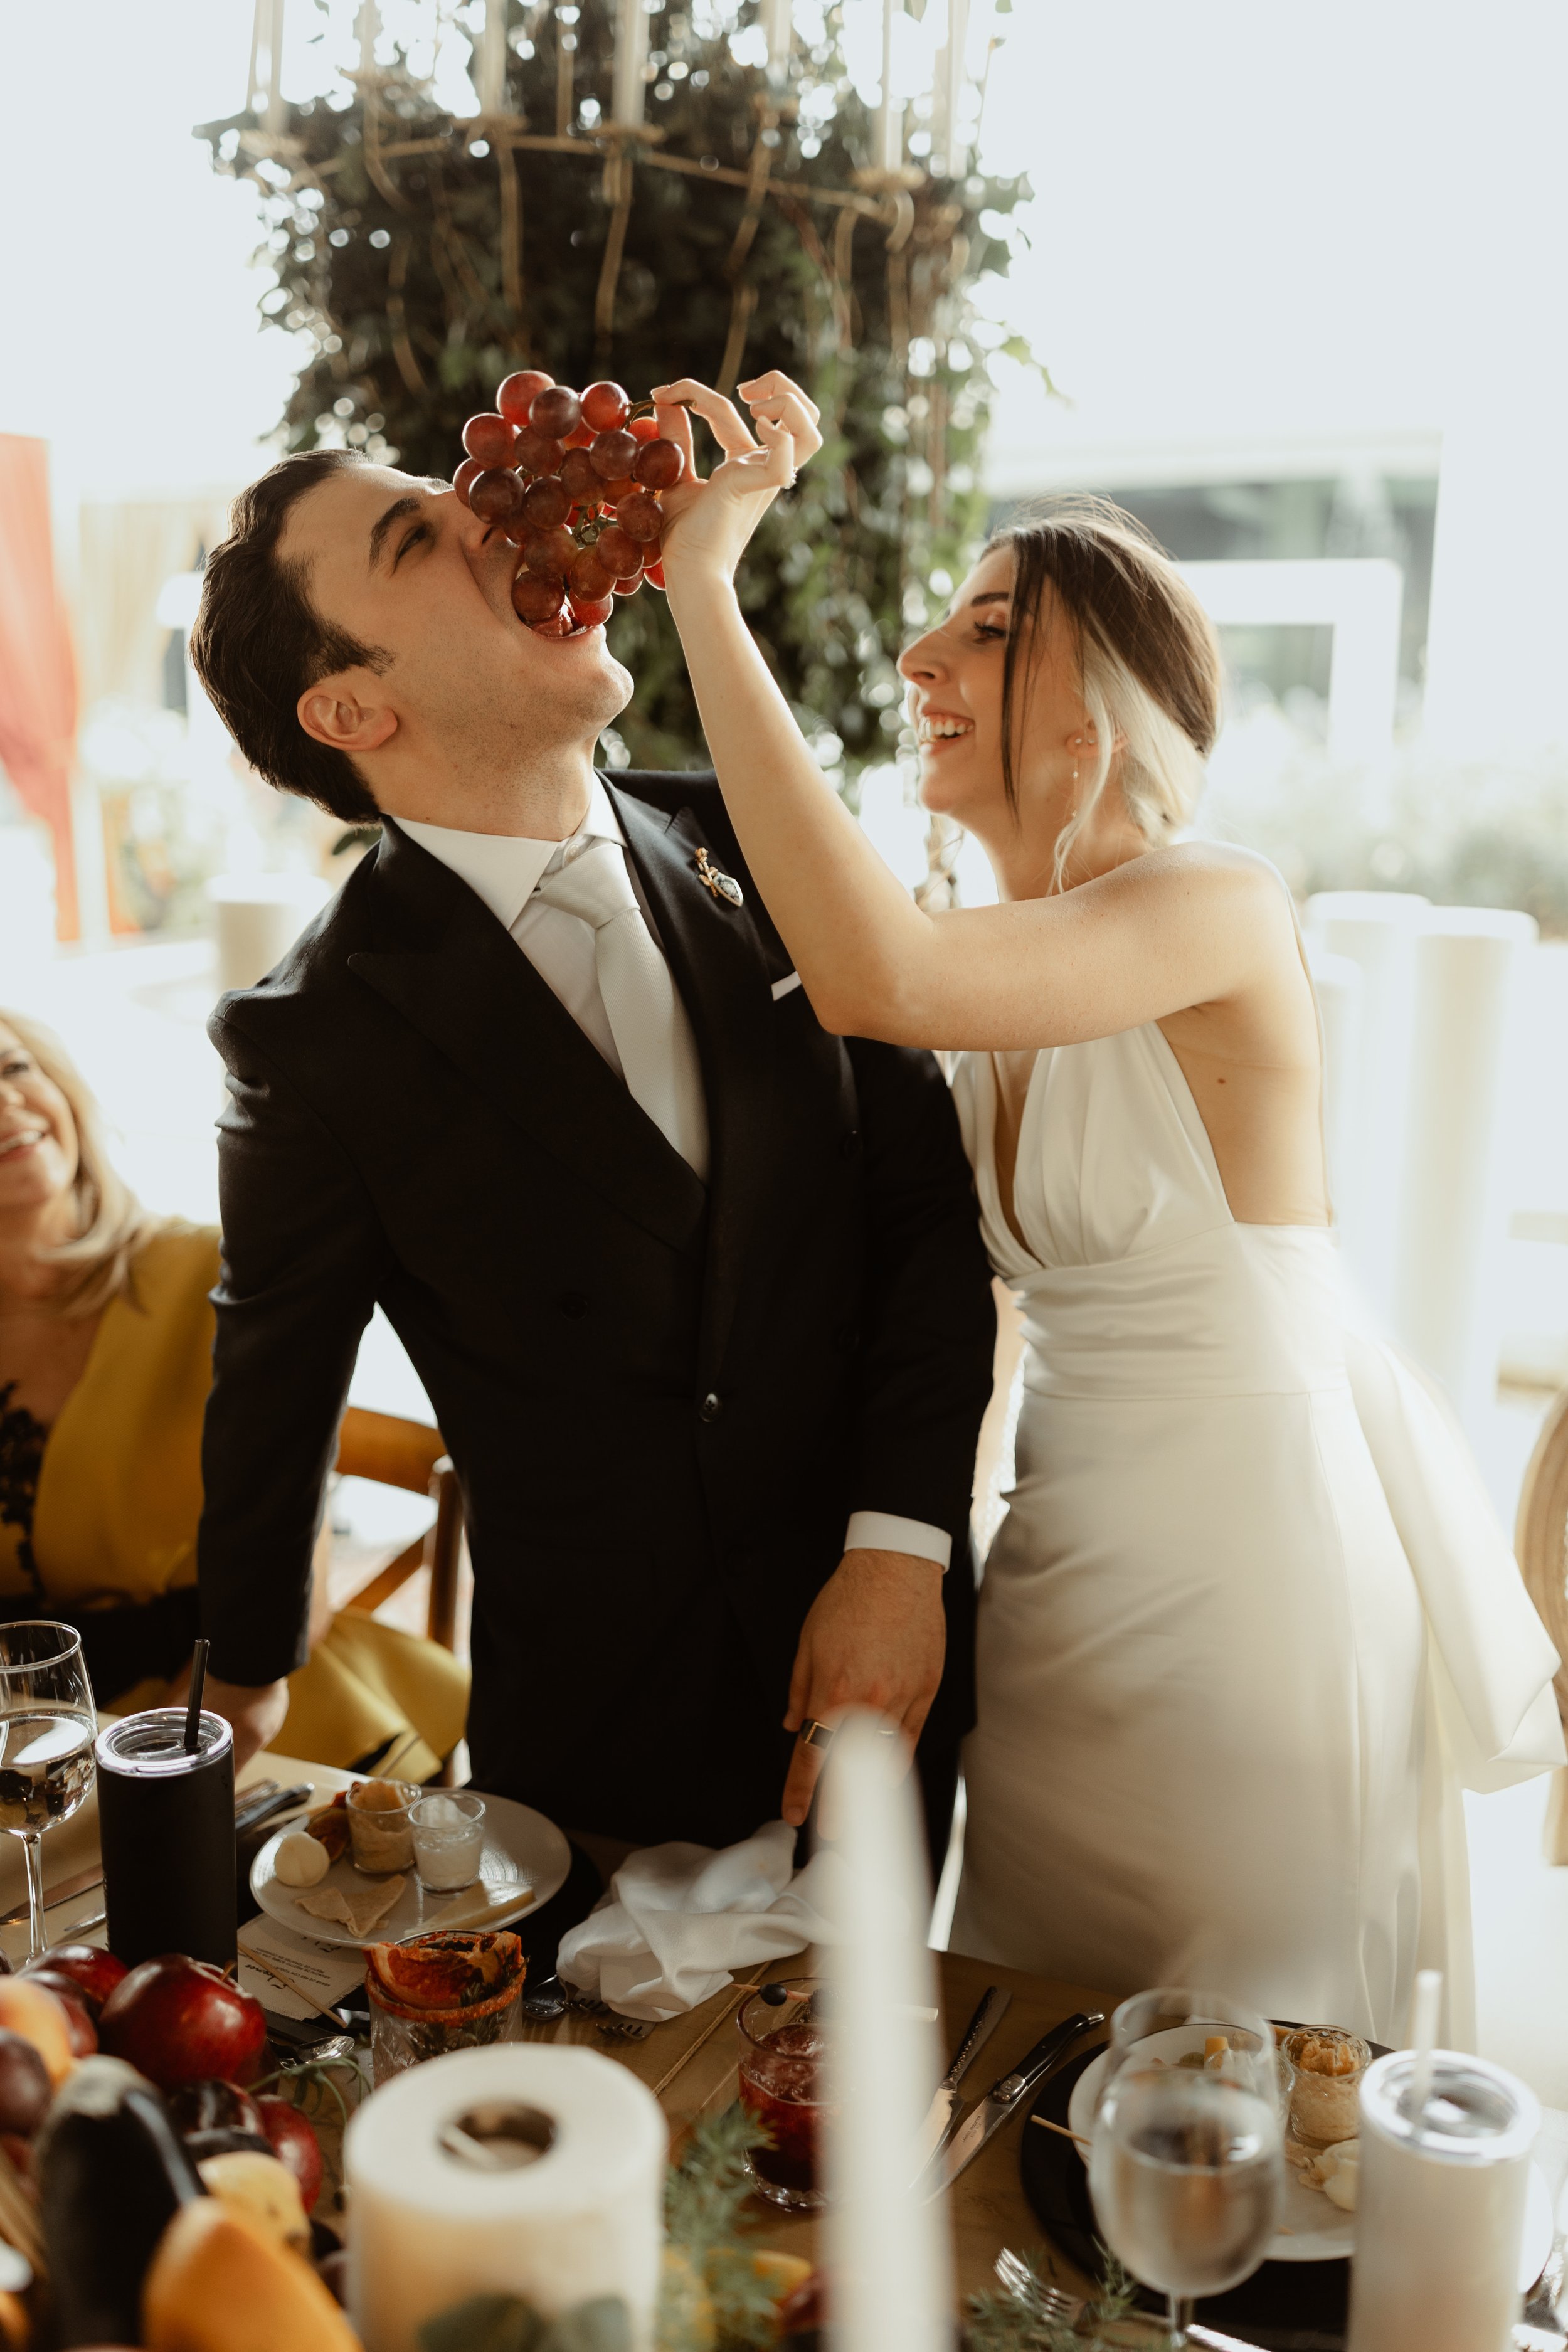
1283, 2024, 1372, 2149
346, 1777, 421, 1874
736, 1978, 834, 2212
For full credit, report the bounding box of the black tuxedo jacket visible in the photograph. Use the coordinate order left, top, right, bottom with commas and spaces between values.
197, 771, 995, 1846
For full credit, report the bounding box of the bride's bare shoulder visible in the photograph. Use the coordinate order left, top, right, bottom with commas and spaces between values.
1118, 839, 1296, 917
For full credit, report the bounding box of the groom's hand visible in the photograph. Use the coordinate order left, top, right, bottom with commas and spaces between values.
781, 1550, 946, 1829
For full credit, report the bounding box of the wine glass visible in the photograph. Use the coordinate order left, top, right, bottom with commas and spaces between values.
1089, 1987, 1285, 2344
0, 1623, 97, 1961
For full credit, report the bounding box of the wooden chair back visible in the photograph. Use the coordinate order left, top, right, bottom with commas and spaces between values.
332, 1406, 465, 1653
1516, 1386, 1568, 1862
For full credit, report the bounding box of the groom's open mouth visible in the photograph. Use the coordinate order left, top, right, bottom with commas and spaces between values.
917, 712, 974, 750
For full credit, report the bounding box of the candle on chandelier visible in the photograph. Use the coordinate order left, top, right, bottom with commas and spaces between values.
477, 0, 507, 112
356, 0, 379, 78
612, 0, 650, 126
257, 0, 285, 134
938, 0, 970, 167
875, 0, 903, 174
762, 0, 792, 76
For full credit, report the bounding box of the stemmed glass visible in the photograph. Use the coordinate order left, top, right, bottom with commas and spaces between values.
1089, 1988, 1285, 2346
0, 1623, 97, 1961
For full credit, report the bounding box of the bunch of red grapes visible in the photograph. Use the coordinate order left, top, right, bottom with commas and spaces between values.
454, 372, 685, 636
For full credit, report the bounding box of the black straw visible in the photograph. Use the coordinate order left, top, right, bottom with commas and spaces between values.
184, 1640, 209, 1754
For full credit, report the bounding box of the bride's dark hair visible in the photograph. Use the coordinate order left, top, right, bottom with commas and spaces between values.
990, 496, 1224, 886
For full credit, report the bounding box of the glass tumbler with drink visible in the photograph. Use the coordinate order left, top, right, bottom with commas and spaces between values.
1089, 1988, 1285, 2345
736, 1978, 834, 2212
0, 1621, 96, 1961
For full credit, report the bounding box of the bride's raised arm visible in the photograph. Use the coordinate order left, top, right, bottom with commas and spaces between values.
652, 374, 1292, 1055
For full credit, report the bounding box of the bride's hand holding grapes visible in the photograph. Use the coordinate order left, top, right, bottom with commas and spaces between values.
650, 373, 822, 595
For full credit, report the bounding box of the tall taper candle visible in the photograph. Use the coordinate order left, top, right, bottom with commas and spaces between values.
477, 0, 507, 113
824, 1713, 952, 2352
763, 0, 792, 75
356, 0, 379, 77
612, 0, 649, 127
941, 0, 970, 166
263, 0, 285, 134
875, 0, 903, 172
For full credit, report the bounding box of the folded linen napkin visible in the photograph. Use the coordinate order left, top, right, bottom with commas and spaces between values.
557, 1820, 839, 2020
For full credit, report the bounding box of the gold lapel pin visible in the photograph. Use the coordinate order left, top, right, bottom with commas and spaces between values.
694, 847, 744, 909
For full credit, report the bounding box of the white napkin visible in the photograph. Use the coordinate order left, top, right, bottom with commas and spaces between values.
556, 1820, 839, 2021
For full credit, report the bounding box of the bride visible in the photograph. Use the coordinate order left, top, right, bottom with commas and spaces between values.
652, 371, 1564, 2043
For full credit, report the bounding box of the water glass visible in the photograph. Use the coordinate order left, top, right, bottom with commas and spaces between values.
0, 1621, 96, 1961
1091, 1988, 1285, 2344
411, 1792, 485, 1891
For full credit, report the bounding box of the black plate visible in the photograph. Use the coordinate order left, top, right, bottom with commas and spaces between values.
1020, 2045, 1350, 2351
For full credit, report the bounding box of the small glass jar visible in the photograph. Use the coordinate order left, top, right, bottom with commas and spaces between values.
1285, 2024, 1372, 2149
411, 1791, 486, 1891
346, 1777, 421, 1875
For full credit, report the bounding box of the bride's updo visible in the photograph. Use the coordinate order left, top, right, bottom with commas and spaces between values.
991, 496, 1222, 886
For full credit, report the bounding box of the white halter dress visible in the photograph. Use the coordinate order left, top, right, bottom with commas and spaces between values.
949, 1019, 1562, 2044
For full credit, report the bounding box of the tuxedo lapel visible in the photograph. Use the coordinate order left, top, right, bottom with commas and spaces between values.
348, 822, 706, 1254
610, 785, 788, 1376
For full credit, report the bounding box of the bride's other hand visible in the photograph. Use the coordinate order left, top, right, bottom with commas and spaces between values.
650, 373, 822, 588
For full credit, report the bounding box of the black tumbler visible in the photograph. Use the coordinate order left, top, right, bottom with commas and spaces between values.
95, 1710, 236, 1969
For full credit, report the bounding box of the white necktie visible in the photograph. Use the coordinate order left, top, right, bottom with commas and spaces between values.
536, 839, 709, 1179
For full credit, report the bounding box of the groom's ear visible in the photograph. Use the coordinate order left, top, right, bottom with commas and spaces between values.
298, 667, 399, 757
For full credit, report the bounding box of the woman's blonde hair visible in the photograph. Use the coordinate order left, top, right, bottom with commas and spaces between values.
0, 1010, 164, 1317
989, 495, 1224, 890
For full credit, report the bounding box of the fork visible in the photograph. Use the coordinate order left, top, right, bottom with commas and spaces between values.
992, 2248, 1081, 2328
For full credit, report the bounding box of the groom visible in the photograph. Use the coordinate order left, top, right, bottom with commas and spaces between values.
189, 440, 995, 1861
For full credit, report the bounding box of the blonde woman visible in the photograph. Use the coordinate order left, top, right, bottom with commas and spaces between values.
651, 376, 1564, 2040
0, 1011, 466, 1777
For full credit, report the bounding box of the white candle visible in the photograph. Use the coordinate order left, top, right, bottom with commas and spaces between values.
356, 0, 379, 78
876, 0, 904, 173
263, 0, 285, 134
612, 0, 649, 127
477, 0, 507, 113
763, 0, 792, 75
823, 1714, 952, 2352
1346, 2049, 1537, 2352
346, 2043, 667, 2352
941, 0, 970, 167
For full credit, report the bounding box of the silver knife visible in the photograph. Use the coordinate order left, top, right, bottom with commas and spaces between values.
913, 1985, 1012, 2171
935, 2009, 1104, 2195
0, 1865, 105, 1930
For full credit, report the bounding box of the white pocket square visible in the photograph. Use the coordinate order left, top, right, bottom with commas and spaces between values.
771, 971, 802, 1002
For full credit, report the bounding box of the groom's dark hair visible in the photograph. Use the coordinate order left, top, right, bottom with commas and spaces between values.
191, 450, 386, 826
990, 495, 1223, 822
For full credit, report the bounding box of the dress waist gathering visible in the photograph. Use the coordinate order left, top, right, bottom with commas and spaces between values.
1013, 1221, 1348, 1401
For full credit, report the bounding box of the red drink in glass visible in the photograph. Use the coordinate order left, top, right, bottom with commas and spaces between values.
736, 1981, 834, 2212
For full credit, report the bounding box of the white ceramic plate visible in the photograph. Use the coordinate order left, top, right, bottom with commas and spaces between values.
250, 1789, 571, 1949
1066, 2038, 1552, 2279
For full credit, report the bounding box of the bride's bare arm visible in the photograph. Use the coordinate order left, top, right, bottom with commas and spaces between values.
655, 377, 1295, 1055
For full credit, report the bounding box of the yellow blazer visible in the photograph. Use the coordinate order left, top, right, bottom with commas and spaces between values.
1, 1227, 467, 1777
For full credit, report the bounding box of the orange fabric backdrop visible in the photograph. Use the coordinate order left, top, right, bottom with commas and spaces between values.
0, 436, 79, 940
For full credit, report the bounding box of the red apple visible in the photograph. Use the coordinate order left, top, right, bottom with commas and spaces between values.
23, 1944, 127, 2016
0, 2030, 50, 2136
100, 1956, 266, 2090
19, 1973, 97, 2057
255, 2094, 323, 2212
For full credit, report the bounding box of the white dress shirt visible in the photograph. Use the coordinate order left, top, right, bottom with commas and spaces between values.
396, 785, 950, 1572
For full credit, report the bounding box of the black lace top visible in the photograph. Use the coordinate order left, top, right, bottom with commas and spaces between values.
0, 1382, 46, 1602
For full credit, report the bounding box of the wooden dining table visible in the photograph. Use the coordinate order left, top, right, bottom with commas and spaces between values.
0, 1737, 1113, 2316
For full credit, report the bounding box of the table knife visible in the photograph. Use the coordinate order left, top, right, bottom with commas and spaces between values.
935, 2008, 1104, 2193
0, 1864, 105, 1929
913, 1985, 1012, 2171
